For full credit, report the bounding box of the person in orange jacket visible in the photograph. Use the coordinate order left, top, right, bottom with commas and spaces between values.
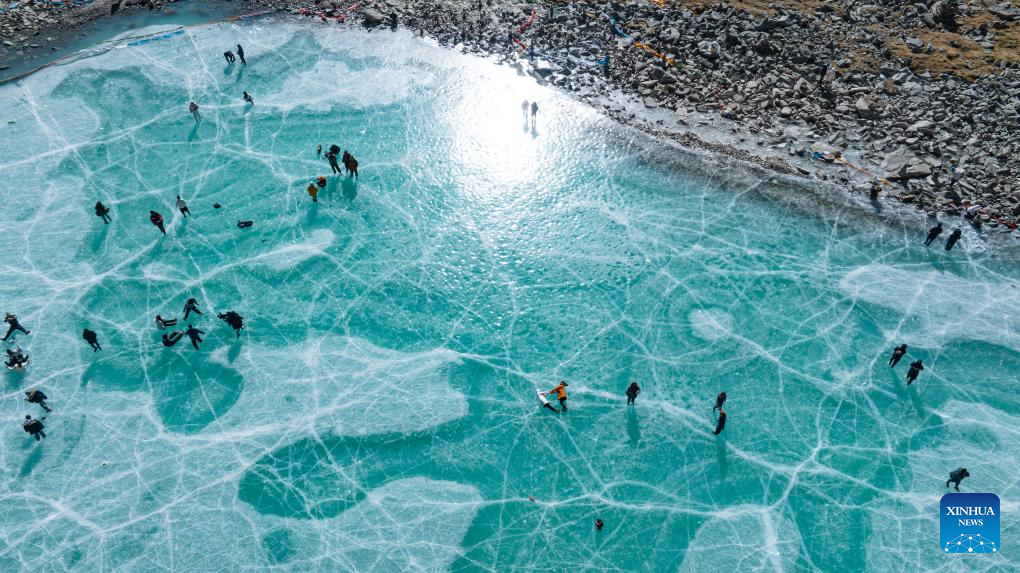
307, 182, 319, 203
547, 381, 568, 412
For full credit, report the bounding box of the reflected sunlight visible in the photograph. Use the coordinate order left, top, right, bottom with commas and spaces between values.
448, 69, 545, 201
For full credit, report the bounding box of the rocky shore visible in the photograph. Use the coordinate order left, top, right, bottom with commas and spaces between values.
4, 0, 1020, 234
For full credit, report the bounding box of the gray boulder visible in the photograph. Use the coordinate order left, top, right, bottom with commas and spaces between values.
990, 3, 1019, 20
361, 8, 385, 27
698, 40, 721, 60
882, 147, 932, 179
855, 96, 881, 119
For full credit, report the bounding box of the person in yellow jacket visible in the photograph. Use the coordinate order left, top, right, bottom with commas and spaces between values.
307, 182, 318, 203
547, 381, 568, 412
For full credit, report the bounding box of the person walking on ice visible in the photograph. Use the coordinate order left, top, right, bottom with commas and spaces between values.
888, 344, 907, 367
945, 227, 962, 251
149, 211, 166, 235
2, 313, 30, 342
82, 328, 101, 352
547, 381, 568, 412
176, 196, 191, 217
924, 222, 942, 246
189, 101, 201, 122
713, 391, 727, 412
906, 359, 924, 385
95, 201, 112, 224
946, 467, 970, 491
185, 325, 205, 350
236, 44, 246, 65
536, 389, 558, 413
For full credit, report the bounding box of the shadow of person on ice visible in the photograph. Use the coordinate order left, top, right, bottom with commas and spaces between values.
626, 407, 640, 448
341, 177, 358, 202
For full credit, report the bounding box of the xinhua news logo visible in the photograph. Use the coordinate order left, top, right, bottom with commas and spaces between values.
941, 493, 1000, 554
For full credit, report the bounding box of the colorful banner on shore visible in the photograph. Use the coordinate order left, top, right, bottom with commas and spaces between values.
607, 15, 674, 66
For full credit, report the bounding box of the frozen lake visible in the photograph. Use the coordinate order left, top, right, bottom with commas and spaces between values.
1, 17, 1018, 571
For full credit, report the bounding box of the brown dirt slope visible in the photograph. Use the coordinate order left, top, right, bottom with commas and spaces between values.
671, 0, 1019, 80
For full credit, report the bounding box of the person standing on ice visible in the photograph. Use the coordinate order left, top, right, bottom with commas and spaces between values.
185, 324, 205, 350
547, 381, 568, 412
189, 101, 201, 122
906, 359, 924, 385
316, 144, 322, 159
243, 91, 254, 106
888, 344, 907, 367
182, 298, 203, 320
626, 382, 640, 405
537, 389, 559, 413
945, 227, 962, 251
149, 210, 166, 235
521, 99, 529, 122
176, 196, 191, 217
713, 391, 727, 413
924, 222, 942, 246
713, 406, 727, 435
946, 467, 970, 491
95, 201, 112, 224
345, 153, 359, 179
2, 313, 30, 342
307, 182, 319, 202
23, 415, 46, 441
217, 310, 244, 338
236, 44, 246, 65
82, 328, 101, 352
327, 149, 342, 175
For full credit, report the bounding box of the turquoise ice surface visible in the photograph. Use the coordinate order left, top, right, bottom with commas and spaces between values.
0, 18, 1018, 572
